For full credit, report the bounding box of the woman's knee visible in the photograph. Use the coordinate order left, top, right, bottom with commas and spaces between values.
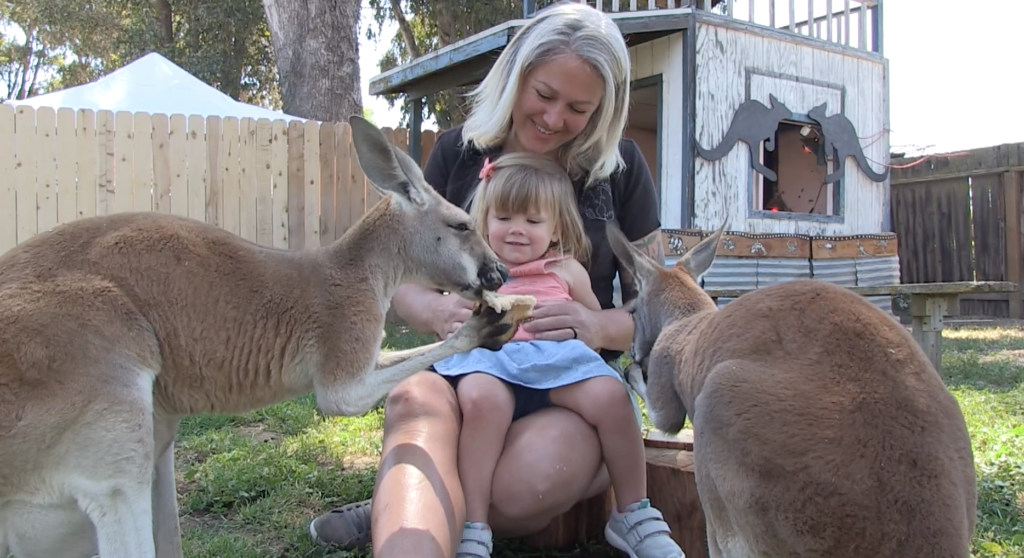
489, 408, 605, 524
383, 371, 460, 433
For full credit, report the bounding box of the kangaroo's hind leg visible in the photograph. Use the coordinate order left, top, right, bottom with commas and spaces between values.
152, 413, 183, 558
64, 361, 161, 558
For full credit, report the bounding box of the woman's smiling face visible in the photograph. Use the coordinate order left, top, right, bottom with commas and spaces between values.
508, 54, 605, 157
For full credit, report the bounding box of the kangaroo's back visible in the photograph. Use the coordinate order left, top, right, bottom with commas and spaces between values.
686, 281, 976, 557
607, 224, 977, 558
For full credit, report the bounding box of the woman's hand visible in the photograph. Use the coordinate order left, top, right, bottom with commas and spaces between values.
519, 299, 605, 349
392, 284, 475, 340
431, 293, 476, 340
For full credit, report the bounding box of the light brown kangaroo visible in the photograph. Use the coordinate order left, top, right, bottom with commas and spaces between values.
0, 115, 524, 558
606, 222, 978, 558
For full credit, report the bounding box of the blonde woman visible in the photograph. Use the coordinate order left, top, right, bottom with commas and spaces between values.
310, 3, 674, 558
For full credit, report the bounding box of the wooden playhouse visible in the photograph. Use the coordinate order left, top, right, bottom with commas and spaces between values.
370, 0, 896, 315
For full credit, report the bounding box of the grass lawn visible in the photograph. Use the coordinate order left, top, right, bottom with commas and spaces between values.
172, 321, 1024, 558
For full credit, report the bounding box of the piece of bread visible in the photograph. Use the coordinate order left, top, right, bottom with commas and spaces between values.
481, 291, 536, 326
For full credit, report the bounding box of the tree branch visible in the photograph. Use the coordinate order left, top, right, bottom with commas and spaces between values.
389, 0, 421, 59
16, 26, 36, 100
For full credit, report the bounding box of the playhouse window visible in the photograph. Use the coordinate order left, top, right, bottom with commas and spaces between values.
754, 121, 838, 217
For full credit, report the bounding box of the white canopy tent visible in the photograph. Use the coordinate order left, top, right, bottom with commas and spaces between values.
8, 52, 304, 122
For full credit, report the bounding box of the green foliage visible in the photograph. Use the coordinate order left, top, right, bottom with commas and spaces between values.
0, 0, 280, 108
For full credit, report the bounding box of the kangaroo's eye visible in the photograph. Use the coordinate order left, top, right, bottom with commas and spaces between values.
450, 222, 470, 232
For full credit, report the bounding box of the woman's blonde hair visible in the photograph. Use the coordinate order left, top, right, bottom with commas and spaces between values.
460, 2, 632, 188
467, 152, 591, 264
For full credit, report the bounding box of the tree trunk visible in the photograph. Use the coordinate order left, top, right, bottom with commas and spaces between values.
261, 0, 362, 122
151, 0, 174, 49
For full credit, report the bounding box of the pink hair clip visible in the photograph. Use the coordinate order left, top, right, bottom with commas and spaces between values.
478, 157, 497, 180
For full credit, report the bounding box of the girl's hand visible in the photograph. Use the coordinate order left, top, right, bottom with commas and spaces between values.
520, 300, 604, 349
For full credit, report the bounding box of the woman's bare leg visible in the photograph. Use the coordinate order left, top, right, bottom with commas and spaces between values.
485, 406, 609, 537
549, 376, 647, 511
455, 374, 515, 524
371, 371, 466, 558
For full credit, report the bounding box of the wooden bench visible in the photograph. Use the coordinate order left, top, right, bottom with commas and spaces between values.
704, 280, 1018, 375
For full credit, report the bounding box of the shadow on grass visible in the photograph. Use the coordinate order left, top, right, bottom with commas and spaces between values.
383, 321, 440, 352
942, 326, 1024, 392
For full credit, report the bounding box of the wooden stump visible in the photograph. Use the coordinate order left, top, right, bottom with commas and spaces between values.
645, 431, 709, 558
519, 488, 615, 549
519, 430, 708, 557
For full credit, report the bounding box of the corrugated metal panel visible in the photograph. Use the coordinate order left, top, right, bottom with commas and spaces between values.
703, 257, 757, 308
756, 258, 811, 287
856, 256, 901, 285
810, 258, 857, 287
703, 257, 758, 289
856, 255, 901, 318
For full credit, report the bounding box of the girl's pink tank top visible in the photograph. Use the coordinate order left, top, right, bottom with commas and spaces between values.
497, 253, 573, 342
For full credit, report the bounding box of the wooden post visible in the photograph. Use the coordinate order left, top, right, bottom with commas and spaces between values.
909, 294, 959, 373
1004, 170, 1023, 319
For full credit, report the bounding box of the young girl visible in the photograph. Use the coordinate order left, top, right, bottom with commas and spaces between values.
432, 153, 683, 558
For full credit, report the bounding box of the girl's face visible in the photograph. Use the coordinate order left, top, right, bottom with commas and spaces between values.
508, 54, 604, 157
486, 207, 559, 266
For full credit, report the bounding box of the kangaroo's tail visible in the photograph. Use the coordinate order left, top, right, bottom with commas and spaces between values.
695, 125, 738, 161
857, 152, 890, 182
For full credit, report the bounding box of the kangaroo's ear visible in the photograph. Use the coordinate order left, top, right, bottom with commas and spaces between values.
676, 221, 726, 280
606, 221, 661, 291
349, 115, 432, 207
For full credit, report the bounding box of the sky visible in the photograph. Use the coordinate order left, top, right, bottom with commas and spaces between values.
358, 0, 1024, 157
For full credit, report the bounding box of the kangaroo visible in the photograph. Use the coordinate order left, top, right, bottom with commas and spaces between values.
0, 115, 526, 558
695, 94, 793, 182
607, 222, 978, 558
808, 101, 890, 184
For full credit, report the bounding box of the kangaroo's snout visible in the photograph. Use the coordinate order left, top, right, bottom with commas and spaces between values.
479, 261, 508, 291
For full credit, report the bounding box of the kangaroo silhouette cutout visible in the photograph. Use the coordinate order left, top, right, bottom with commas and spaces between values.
696, 94, 793, 182
808, 102, 890, 184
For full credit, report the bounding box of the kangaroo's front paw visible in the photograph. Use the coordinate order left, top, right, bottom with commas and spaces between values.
625, 361, 648, 402
448, 302, 516, 352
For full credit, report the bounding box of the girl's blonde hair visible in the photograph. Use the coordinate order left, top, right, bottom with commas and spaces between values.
467, 152, 591, 264
460, 2, 632, 188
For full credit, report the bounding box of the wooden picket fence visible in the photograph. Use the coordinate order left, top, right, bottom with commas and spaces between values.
0, 104, 440, 256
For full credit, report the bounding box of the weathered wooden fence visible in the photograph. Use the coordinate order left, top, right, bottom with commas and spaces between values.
0, 104, 440, 256
890, 142, 1024, 318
